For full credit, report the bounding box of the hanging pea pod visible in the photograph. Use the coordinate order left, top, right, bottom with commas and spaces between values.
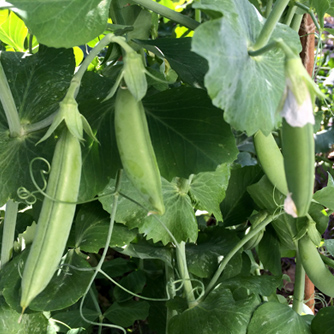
20, 129, 82, 312
114, 87, 165, 215
281, 120, 314, 217
253, 130, 288, 195
299, 233, 334, 297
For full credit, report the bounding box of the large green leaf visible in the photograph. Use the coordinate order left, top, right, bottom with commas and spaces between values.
248, 302, 311, 333
221, 165, 262, 227
144, 87, 238, 180
0, 46, 74, 205
189, 164, 230, 222
311, 306, 334, 334
0, 249, 93, 312
192, 0, 301, 135
104, 301, 150, 328
69, 201, 137, 253
186, 227, 240, 278
9, 0, 112, 48
0, 297, 48, 334
99, 173, 198, 245
168, 286, 259, 334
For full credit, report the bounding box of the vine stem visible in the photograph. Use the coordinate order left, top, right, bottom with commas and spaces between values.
175, 241, 196, 308
292, 249, 306, 314
0, 200, 19, 269
132, 0, 199, 30
253, 0, 290, 50
265, 0, 273, 18
0, 56, 21, 137
79, 171, 125, 334
203, 212, 282, 299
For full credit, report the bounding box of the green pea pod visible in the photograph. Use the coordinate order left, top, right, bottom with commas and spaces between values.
281, 119, 314, 217
114, 87, 165, 215
20, 129, 82, 311
299, 233, 334, 297
253, 130, 288, 195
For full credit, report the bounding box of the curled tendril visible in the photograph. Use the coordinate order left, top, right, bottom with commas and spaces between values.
17, 157, 51, 205
17, 187, 37, 205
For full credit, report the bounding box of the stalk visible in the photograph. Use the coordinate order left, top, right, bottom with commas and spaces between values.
132, 0, 199, 30
203, 213, 281, 299
291, 13, 304, 32
283, 5, 297, 26
175, 241, 197, 308
265, 0, 273, 18
165, 262, 177, 334
0, 57, 21, 137
253, 0, 290, 50
292, 249, 305, 314
0, 200, 19, 268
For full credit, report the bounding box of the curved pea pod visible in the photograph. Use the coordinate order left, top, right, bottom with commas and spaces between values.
253, 130, 288, 195
20, 129, 82, 311
281, 119, 314, 217
299, 233, 334, 297
114, 87, 165, 215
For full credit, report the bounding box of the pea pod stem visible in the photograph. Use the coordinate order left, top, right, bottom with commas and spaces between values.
0, 200, 19, 269
203, 212, 281, 300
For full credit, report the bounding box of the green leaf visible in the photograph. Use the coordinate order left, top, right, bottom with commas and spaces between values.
104, 301, 150, 328
70, 201, 137, 253
248, 302, 311, 334
311, 0, 330, 28
192, 0, 301, 135
313, 173, 334, 210
311, 306, 334, 334
116, 238, 173, 267
271, 213, 297, 251
189, 164, 230, 222
0, 46, 75, 205
0, 10, 28, 51
0, 296, 48, 334
0, 249, 93, 312
247, 175, 285, 213
325, 239, 334, 257
221, 165, 262, 227
113, 270, 146, 303
168, 286, 259, 334
144, 87, 238, 180
9, 0, 112, 48
220, 275, 282, 297
135, 37, 208, 88
99, 173, 198, 245
258, 227, 282, 276
186, 227, 240, 278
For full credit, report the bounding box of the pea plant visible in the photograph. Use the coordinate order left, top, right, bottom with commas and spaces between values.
1, 0, 334, 333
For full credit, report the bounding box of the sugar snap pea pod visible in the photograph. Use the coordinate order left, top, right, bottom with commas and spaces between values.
253, 130, 288, 195
281, 119, 314, 217
299, 233, 334, 297
20, 128, 82, 311
114, 87, 165, 215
